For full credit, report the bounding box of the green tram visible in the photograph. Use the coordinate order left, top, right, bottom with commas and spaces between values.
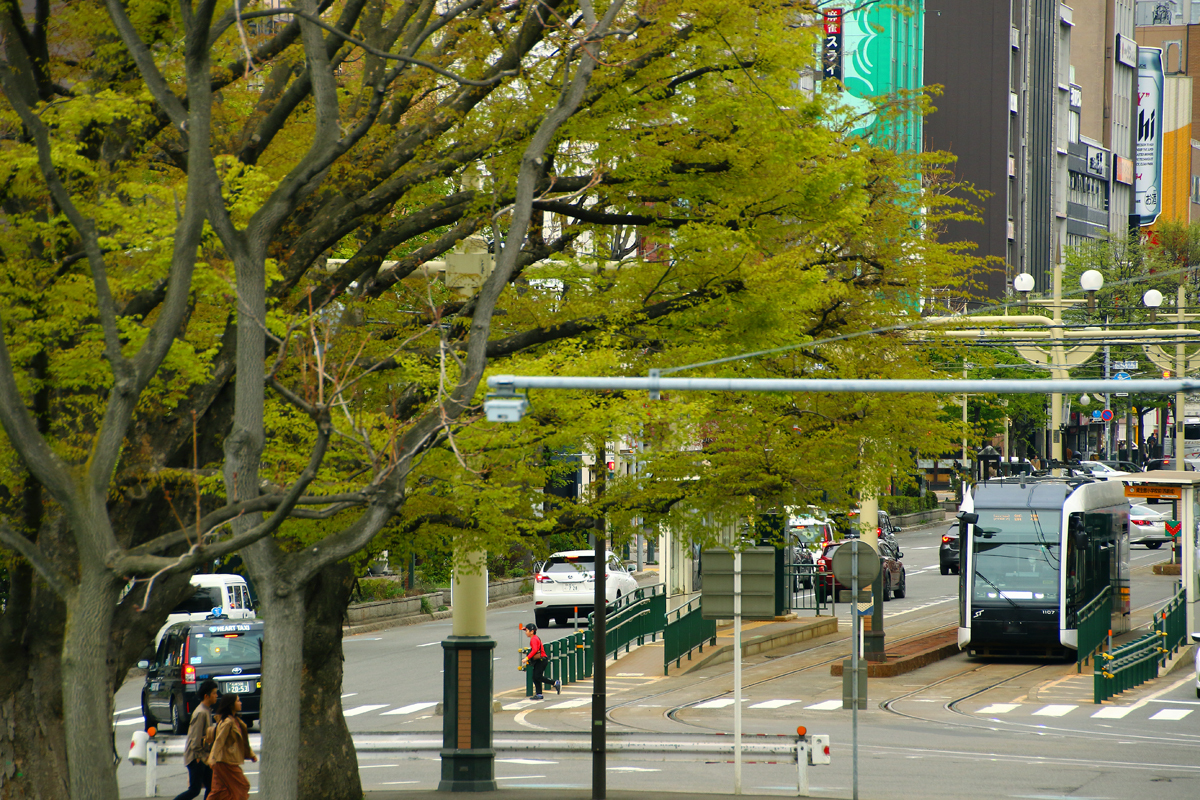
957, 477, 1130, 658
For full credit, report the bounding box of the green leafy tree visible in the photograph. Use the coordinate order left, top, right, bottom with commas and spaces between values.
0, 2, 987, 799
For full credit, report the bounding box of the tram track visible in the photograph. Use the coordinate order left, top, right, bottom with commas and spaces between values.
605, 607, 957, 733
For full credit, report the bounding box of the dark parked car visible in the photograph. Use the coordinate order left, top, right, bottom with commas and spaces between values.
940, 525, 960, 575
1144, 458, 1197, 471
831, 509, 902, 545
815, 539, 906, 602
140, 617, 263, 734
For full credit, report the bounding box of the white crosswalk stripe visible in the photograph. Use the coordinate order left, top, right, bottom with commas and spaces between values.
977, 704, 1019, 714
343, 704, 389, 717
545, 698, 591, 710
1149, 708, 1193, 721
805, 700, 843, 711
693, 698, 738, 709
1031, 704, 1077, 717
1092, 706, 1134, 719
381, 702, 438, 716
749, 699, 801, 709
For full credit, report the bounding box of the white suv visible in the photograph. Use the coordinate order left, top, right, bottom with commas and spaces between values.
533, 550, 639, 628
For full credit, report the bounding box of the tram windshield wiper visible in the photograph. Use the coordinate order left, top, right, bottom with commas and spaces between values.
973, 568, 1022, 611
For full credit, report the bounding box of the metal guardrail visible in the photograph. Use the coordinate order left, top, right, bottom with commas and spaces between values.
783, 562, 833, 613
1074, 585, 1111, 670
129, 731, 820, 796
663, 596, 715, 674
1094, 584, 1187, 704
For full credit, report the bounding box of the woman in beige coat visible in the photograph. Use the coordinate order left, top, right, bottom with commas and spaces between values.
207, 694, 257, 800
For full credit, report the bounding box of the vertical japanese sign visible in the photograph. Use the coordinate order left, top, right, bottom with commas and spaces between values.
822, 10, 843, 82
1135, 47, 1164, 226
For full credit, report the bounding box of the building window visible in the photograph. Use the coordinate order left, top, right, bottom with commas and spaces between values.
1192, 175, 1200, 204
1069, 172, 1109, 211
1069, 109, 1080, 143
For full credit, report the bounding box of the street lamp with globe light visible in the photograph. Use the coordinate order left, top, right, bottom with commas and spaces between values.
1143, 288, 1164, 324
1013, 272, 1035, 312
1081, 270, 1104, 311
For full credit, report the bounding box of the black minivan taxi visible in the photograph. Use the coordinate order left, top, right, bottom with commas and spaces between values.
140, 616, 264, 734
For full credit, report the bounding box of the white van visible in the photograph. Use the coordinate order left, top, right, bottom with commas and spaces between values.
154, 574, 255, 647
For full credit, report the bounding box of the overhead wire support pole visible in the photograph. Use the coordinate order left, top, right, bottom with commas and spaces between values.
488, 376, 1200, 396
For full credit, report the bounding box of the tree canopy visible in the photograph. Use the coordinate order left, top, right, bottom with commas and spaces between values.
0, 1, 983, 798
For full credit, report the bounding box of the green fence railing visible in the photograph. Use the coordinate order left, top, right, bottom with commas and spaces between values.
1094, 584, 1187, 704
1154, 583, 1187, 665
525, 585, 666, 696
1075, 585, 1112, 670
663, 596, 716, 675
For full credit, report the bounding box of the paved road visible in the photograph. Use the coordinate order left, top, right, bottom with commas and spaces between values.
116, 519, 1200, 798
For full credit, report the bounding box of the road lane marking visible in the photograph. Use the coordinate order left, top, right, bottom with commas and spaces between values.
114, 706, 140, 716
497, 759, 557, 765
1091, 706, 1133, 719
977, 704, 1019, 714
496, 775, 546, 780
1032, 705, 1077, 717
343, 704, 389, 716
805, 700, 843, 710
341, 693, 357, 699
1149, 708, 1193, 721
113, 718, 146, 726
416, 642, 441, 647
357, 764, 401, 769
750, 700, 800, 709
381, 702, 438, 715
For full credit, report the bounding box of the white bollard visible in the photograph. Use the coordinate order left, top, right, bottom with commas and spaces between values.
127, 730, 150, 765
144, 740, 158, 797
796, 737, 809, 796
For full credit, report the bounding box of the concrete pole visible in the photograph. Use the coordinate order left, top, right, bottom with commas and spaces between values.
1177, 287, 1187, 471
451, 551, 488, 637
1050, 264, 1065, 472
439, 166, 497, 792
859, 494, 884, 660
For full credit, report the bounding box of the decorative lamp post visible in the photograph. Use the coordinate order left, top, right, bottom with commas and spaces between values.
1081, 270, 1104, 311
1013, 272, 1035, 312
1143, 289, 1164, 324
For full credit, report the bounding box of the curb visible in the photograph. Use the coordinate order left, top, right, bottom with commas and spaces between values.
681, 617, 840, 673
830, 627, 960, 678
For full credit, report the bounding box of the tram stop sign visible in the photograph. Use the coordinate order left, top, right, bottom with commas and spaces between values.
1167, 520, 1182, 540
832, 540, 881, 588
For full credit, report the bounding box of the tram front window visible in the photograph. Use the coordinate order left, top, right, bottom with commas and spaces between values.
972, 510, 1062, 603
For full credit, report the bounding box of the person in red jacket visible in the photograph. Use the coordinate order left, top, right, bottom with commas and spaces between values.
521, 623, 559, 699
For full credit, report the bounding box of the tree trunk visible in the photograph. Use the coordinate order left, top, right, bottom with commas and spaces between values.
0, 566, 69, 800
60, 570, 121, 800
256, 582, 305, 800
298, 563, 360, 800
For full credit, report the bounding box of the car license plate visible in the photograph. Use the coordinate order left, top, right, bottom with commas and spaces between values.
226, 681, 250, 694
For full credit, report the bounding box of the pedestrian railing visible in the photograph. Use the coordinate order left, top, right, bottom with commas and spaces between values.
1074, 585, 1111, 669
782, 562, 827, 614
1094, 584, 1186, 704
1154, 583, 1187, 663
602, 584, 666, 659
663, 596, 716, 675
525, 585, 667, 696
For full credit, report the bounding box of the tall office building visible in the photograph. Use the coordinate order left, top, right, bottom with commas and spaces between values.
926, 1, 1138, 300
821, 0, 925, 150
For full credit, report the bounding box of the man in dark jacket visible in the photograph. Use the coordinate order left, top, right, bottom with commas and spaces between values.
172, 679, 219, 800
